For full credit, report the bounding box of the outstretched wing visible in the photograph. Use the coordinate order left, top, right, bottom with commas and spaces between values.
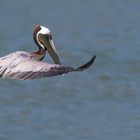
2, 60, 73, 80
2, 55, 96, 80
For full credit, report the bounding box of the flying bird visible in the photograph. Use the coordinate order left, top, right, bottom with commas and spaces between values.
0, 25, 96, 80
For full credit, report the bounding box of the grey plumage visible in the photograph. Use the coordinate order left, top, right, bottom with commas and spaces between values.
0, 25, 96, 80
0, 51, 96, 80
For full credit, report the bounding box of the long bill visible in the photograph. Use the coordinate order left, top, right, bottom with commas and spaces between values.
38, 34, 61, 64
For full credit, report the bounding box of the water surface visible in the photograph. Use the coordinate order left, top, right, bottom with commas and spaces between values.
0, 0, 140, 140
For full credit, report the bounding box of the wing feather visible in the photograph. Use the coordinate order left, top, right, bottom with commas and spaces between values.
0, 54, 96, 80
2, 60, 74, 80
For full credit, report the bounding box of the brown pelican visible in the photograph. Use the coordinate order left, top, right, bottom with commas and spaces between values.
0, 25, 96, 80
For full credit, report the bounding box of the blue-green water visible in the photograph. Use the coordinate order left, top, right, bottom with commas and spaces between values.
0, 0, 140, 140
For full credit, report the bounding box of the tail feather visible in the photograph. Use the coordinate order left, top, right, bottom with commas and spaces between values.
75, 55, 96, 71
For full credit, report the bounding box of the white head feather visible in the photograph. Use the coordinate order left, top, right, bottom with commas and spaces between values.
36, 26, 51, 49
38, 26, 51, 35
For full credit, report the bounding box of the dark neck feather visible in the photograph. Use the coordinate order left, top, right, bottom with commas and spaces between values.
33, 25, 45, 53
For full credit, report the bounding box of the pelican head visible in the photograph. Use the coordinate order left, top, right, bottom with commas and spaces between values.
33, 25, 61, 64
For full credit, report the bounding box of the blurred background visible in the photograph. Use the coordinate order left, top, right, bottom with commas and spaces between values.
0, 0, 140, 140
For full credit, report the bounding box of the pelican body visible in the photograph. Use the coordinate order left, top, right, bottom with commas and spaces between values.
0, 25, 96, 80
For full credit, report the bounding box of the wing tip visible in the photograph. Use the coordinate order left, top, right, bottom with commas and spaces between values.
75, 55, 96, 71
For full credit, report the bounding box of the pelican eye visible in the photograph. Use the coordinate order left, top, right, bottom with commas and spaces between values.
49, 34, 52, 40
45, 34, 52, 40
